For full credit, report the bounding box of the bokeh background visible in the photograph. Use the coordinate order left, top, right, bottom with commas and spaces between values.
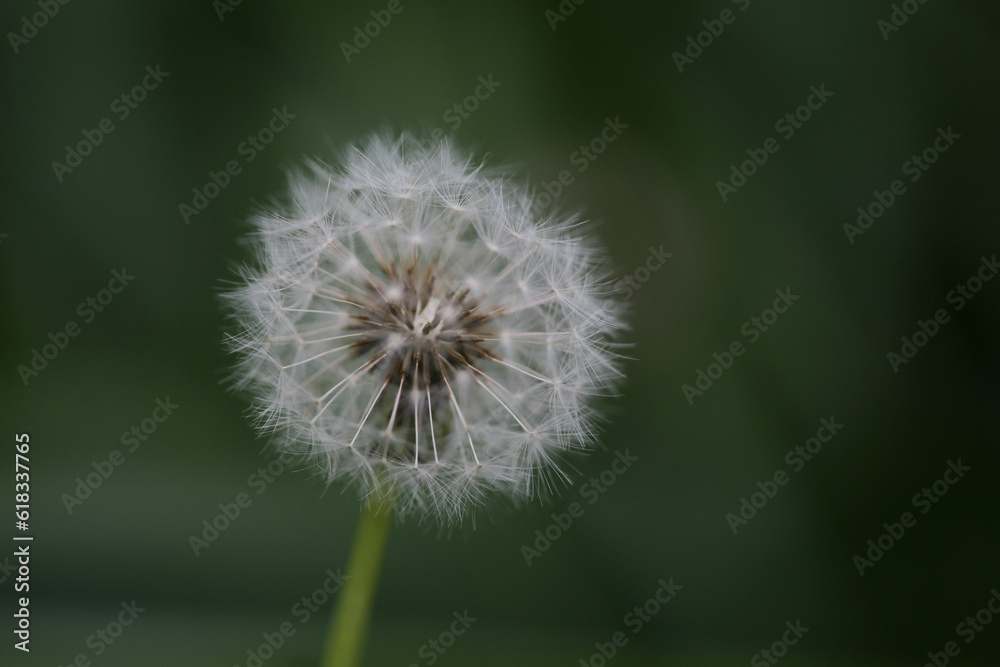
3, 1, 999, 665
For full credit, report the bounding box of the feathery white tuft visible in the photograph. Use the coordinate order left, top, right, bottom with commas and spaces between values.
224, 132, 625, 524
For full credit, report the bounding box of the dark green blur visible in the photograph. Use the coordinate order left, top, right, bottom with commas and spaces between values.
2, 1, 999, 665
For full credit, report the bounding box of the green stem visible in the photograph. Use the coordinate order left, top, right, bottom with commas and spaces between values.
322, 501, 394, 667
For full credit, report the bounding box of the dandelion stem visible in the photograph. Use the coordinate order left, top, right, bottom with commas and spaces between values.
322, 501, 394, 667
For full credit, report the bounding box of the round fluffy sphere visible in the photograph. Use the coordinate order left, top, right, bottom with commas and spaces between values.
224, 133, 625, 523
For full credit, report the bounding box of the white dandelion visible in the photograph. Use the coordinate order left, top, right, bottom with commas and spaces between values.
224, 132, 625, 524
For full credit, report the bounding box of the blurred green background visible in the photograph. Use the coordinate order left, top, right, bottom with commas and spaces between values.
3, 0, 999, 665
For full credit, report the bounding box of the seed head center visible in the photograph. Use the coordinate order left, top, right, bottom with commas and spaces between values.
344, 267, 499, 393
413, 297, 442, 338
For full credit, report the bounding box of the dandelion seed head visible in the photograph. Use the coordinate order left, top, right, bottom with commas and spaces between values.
224, 132, 625, 524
